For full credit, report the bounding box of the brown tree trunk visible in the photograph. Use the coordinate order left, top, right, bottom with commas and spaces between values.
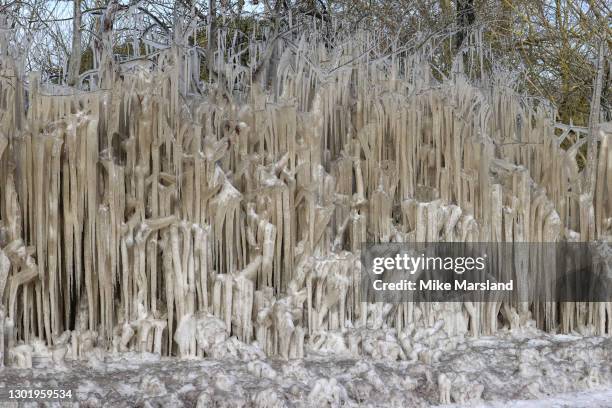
207, 0, 217, 79
67, 0, 82, 87
455, 0, 475, 49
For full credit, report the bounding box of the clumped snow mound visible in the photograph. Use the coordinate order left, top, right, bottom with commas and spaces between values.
1, 328, 610, 407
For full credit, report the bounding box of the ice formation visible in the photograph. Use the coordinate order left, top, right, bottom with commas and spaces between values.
0, 28, 611, 405
0, 326, 610, 406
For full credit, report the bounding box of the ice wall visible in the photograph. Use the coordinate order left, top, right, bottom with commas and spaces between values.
0, 34, 611, 366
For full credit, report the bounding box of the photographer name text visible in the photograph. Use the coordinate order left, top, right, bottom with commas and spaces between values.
372, 279, 514, 291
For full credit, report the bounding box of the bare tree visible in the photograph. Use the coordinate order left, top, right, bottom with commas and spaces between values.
67, 0, 82, 86
455, 0, 475, 49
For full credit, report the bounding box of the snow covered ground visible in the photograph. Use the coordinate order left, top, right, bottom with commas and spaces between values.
446, 389, 612, 408
0, 327, 610, 407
